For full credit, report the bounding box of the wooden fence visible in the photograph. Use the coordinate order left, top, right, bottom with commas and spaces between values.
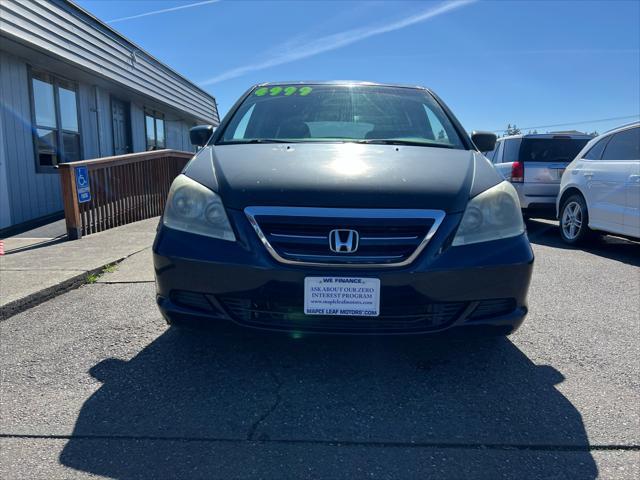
58, 150, 193, 239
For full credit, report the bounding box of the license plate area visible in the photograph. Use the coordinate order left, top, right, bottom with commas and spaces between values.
304, 277, 380, 317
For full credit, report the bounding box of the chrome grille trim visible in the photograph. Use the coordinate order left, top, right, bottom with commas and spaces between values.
244, 207, 446, 268
281, 253, 405, 261
270, 233, 327, 240
360, 236, 419, 241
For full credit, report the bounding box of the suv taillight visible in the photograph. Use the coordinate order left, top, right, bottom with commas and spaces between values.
511, 161, 524, 182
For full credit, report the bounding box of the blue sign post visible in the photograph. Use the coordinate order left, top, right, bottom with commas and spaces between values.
75, 166, 91, 203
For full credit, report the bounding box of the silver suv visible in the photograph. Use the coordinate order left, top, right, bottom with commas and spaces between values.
484, 133, 592, 218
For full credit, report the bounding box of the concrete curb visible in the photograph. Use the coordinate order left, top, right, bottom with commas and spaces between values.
0, 253, 139, 321
1, 218, 159, 322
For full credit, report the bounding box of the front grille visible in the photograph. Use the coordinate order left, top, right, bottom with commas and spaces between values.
245, 207, 444, 266
217, 285, 466, 333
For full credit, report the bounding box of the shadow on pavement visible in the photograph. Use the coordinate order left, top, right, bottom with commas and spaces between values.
59, 327, 597, 478
526, 218, 640, 267
3, 235, 67, 255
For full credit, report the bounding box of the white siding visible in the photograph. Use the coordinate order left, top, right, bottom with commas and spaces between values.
0, 50, 195, 227
1, 0, 218, 124
0, 0, 207, 228
0, 95, 12, 228
0, 51, 62, 224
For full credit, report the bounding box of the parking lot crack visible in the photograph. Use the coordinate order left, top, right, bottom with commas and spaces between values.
247, 354, 283, 441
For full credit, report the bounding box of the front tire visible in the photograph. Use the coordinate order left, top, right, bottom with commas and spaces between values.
559, 194, 591, 245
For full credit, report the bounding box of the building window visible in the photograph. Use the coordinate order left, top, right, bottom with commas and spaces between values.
30, 71, 81, 170
144, 110, 165, 150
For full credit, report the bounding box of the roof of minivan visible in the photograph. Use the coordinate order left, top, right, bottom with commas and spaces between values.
256, 80, 429, 90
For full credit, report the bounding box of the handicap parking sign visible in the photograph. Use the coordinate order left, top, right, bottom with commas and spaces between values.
75, 166, 91, 203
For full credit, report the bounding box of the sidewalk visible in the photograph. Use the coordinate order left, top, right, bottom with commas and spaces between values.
0, 217, 159, 320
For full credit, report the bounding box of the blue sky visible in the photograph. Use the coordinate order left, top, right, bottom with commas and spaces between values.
77, 0, 640, 134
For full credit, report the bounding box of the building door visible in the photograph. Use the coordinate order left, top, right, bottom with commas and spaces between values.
111, 98, 131, 155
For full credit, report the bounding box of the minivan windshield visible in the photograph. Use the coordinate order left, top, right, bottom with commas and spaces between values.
218, 84, 465, 149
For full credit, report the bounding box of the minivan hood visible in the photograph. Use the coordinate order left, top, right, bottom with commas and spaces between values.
186, 143, 497, 213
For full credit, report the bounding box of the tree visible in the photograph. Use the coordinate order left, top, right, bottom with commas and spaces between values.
504, 124, 521, 136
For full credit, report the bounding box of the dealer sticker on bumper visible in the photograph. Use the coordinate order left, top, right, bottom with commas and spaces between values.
304, 277, 380, 317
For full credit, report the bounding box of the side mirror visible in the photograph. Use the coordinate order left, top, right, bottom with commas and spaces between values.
190, 125, 216, 147
471, 131, 497, 152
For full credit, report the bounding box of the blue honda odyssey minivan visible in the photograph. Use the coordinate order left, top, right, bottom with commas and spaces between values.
153, 82, 534, 335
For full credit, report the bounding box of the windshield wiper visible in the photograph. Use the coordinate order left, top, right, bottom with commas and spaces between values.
217, 138, 303, 145
356, 139, 456, 149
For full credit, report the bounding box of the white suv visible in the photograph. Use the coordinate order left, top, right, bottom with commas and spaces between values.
557, 123, 640, 244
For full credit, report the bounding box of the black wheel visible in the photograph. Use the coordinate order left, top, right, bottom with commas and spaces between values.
559, 194, 592, 245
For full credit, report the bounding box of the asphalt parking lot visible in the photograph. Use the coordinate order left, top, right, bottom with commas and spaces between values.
1, 219, 638, 479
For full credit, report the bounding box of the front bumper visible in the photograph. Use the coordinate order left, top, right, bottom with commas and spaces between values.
153, 209, 534, 335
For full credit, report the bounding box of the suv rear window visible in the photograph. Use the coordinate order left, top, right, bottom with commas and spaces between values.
518, 138, 590, 163
219, 84, 465, 149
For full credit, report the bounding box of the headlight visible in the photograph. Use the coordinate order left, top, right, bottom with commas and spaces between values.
163, 174, 236, 241
452, 181, 524, 246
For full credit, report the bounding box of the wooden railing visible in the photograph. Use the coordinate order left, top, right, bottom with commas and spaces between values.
58, 150, 193, 239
